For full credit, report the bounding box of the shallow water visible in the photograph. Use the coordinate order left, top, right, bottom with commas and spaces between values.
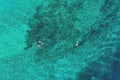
0, 0, 40, 58
0, 0, 120, 80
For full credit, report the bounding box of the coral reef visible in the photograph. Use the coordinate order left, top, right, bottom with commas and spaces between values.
1, 0, 118, 80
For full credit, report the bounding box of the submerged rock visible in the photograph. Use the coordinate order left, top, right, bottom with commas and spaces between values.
24, 0, 120, 80
0, 0, 120, 80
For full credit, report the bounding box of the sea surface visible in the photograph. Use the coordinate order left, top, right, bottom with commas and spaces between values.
0, 0, 120, 80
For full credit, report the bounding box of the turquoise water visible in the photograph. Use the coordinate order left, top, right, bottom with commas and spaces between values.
0, 0, 120, 80
0, 0, 44, 58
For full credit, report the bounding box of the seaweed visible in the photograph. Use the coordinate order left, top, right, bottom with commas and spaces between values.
24, 0, 84, 50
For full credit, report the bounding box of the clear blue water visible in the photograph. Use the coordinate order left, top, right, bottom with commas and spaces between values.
0, 0, 120, 80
